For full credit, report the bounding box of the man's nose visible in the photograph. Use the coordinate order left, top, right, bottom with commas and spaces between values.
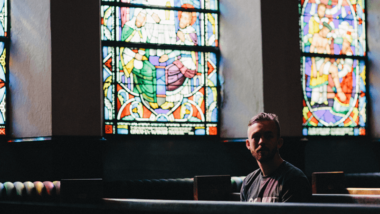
258, 136, 265, 145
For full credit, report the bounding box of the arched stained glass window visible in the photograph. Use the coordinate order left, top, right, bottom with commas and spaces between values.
0, 0, 9, 137
101, 0, 220, 136
299, 0, 367, 136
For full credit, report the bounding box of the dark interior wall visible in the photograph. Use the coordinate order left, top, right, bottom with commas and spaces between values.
51, 0, 102, 136
0, 135, 306, 182
305, 138, 380, 176
0, 138, 103, 182
261, 0, 302, 137
103, 138, 257, 181
103, 137, 305, 181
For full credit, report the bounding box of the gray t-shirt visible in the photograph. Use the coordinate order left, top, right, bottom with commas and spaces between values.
240, 161, 311, 202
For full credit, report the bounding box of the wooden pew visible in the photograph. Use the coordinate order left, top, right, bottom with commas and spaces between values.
346, 188, 380, 195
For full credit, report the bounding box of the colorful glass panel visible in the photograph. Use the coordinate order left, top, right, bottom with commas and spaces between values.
112, 0, 209, 10
300, 0, 366, 56
115, 7, 215, 47
300, 0, 367, 136
103, 46, 116, 121
0, 42, 6, 130
102, 0, 219, 136
206, 52, 217, 87
105, 122, 115, 134
206, 123, 217, 135
206, 86, 217, 122
205, 0, 218, 10
301, 56, 367, 136
101, 5, 115, 41
0, 0, 8, 136
108, 47, 207, 121
0, 0, 7, 37
103, 46, 218, 135
205, 13, 218, 47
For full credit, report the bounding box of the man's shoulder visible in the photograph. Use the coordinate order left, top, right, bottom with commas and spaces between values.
247, 167, 261, 177
243, 168, 261, 185
281, 161, 308, 180
279, 161, 311, 202
240, 168, 261, 201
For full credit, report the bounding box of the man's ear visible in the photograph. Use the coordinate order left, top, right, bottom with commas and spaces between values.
246, 139, 251, 150
277, 138, 283, 149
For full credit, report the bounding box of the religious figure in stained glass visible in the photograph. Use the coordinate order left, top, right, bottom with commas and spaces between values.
115, 47, 205, 122
120, 0, 202, 9
309, 19, 347, 105
120, 8, 159, 109
101, 0, 219, 136
173, 4, 198, 46
119, 5, 200, 109
300, 0, 367, 136
306, 0, 342, 39
157, 4, 198, 109
117, 5, 205, 46
302, 0, 366, 56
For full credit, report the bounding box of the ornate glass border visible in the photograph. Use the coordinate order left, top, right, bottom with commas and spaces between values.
101, 0, 220, 137
299, 0, 368, 136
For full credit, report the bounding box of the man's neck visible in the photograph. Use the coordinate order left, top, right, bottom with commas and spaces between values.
257, 155, 284, 177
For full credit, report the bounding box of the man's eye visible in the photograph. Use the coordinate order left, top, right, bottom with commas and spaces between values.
264, 133, 273, 139
252, 135, 260, 140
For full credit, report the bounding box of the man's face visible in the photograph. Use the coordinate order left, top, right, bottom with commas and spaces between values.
246, 120, 283, 163
135, 12, 146, 28
179, 12, 192, 29
317, 5, 326, 18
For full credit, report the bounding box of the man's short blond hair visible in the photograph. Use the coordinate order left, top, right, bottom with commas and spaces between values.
248, 112, 281, 137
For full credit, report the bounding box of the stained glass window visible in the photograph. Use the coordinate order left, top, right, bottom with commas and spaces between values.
102, 0, 220, 136
299, 0, 367, 136
0, 0, 9, 137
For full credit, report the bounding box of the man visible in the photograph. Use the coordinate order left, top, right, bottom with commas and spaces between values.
240, 113, 311, 203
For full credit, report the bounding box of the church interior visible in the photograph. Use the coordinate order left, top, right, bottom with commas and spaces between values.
1, 0, 380, 213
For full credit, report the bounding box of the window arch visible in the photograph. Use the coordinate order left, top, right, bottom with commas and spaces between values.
101, 0, 220, 136
299, 0, 367, 136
